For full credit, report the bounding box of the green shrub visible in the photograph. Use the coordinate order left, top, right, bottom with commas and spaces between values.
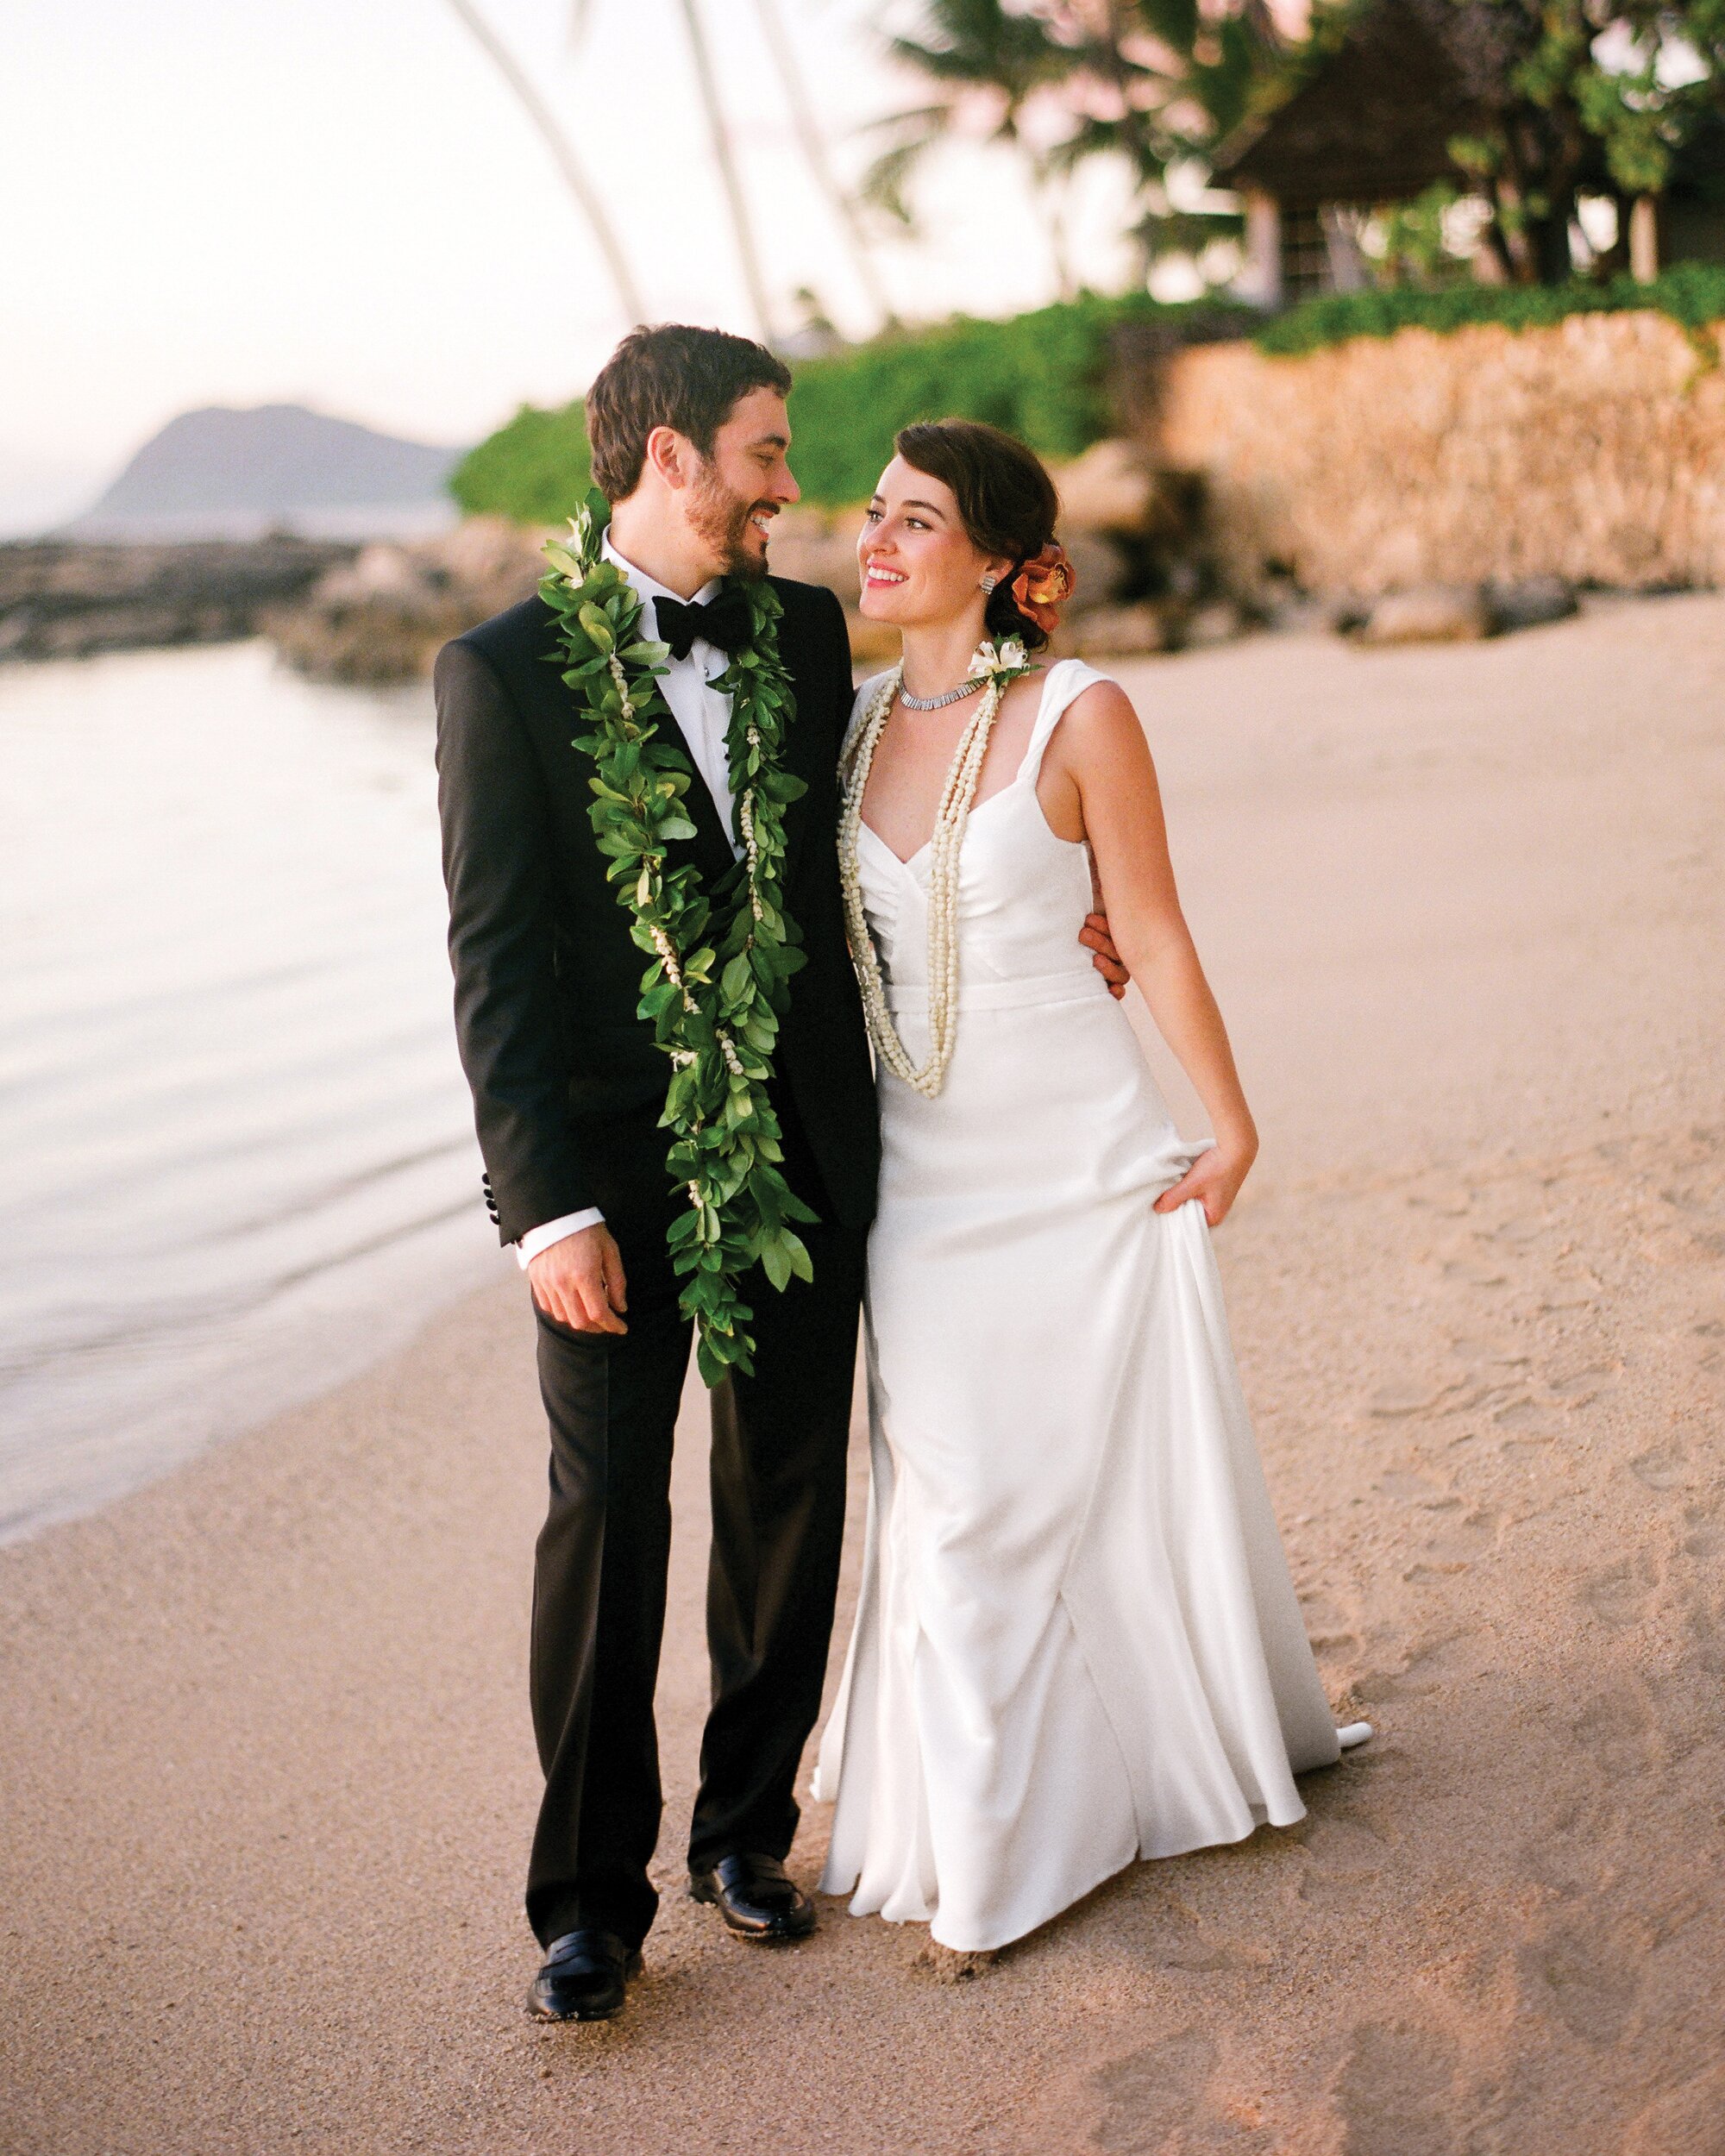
783, 294, 1254, 502
449, 401, 592, 525
448, 294, 1255, 521
1255, 263, 1725, 355
448, 269, 1725, 523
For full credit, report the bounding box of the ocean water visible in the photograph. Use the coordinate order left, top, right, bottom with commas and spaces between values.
0, 640, 509, 1545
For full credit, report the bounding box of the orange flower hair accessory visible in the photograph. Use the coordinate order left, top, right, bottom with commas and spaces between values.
1009, 542, 1076, 633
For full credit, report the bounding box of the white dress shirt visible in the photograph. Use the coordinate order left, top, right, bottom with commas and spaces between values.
517, 536, 743, 1269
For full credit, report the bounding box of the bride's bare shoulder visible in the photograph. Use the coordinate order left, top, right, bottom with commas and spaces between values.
1055, 673, 1150, 755
996, 667, 1047, 718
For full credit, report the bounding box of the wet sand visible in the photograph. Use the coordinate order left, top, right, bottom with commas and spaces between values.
4, 593, 1722, 2153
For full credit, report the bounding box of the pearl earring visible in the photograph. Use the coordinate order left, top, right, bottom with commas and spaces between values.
980, 573, 998, 593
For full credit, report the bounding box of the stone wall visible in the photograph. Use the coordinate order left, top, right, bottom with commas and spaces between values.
1155, 311, 1725, 600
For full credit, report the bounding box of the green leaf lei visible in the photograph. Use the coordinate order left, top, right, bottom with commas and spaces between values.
540, 492, 818, 1387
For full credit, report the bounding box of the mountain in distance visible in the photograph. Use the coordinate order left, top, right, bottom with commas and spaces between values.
68, 404, 468, 542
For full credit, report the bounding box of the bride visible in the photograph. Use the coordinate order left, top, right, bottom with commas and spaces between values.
812, 418, 1369, 1959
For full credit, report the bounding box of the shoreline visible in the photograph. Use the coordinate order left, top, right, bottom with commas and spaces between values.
4, 598, 1722, 2153
0, 637, 502, 1551
0, 1234, 511, 1554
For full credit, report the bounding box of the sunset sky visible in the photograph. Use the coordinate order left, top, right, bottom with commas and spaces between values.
2, 0, 1146, 531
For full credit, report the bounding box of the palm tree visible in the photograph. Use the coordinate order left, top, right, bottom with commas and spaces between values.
751, 0, 898, 329
868, 0, 1291, 288
441, 0, 647, 323
675, 0, 776, 344
1045, 0, 1284, 274
859, 0, 1086, 294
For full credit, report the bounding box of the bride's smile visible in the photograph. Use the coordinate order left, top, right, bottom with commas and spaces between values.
856, 456, 1014, 637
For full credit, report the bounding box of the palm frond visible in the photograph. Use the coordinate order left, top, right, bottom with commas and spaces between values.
860, 110, 952, 223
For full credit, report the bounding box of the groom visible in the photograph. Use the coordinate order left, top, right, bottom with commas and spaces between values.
436, 324, 879, 2021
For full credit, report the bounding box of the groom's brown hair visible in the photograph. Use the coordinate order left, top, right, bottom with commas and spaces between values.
586, 324, 793, 501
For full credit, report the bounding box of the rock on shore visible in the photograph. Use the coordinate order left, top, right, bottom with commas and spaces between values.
0, 536, 355, 663
265, 519, 545, 685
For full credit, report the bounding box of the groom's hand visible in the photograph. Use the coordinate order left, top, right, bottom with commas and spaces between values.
1082, 912, 1129, 1000
1082, 849, 1129, 999
528, 1224, 629, 1335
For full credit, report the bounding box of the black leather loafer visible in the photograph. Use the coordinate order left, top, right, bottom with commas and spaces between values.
688, 1852, 817, 1941
526, 1928, 643, 2021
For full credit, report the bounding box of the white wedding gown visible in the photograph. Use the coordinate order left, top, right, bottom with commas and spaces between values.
812, 660, 1346, 1953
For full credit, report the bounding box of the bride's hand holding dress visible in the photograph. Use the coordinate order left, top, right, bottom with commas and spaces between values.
1031, 671, 1260, 1226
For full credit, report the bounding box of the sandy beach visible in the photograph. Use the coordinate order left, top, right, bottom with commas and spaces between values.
4, 592, 1722, 2155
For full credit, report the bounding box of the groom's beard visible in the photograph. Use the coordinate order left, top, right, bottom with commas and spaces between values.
689, 464, 773, 580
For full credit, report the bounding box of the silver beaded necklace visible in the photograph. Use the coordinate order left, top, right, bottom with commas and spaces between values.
897, 676, 988, 712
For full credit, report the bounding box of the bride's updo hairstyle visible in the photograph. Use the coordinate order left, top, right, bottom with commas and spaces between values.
894, 419, 1068, 653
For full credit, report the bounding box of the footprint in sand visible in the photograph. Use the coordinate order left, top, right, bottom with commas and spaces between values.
1297, 1589, 1364, 1665
1421, 1504, 1501, 1566
1577, 1552, 1663, 1628
1683, 1502, 1725, 1562
1550, 1363, 1619, 1410
1295, 1815, 1390, 1907
1332, 2022, 1474, 2156
1571, 1681, 1660, 1786
1490, 1396, 1558, 1432
1500, 1436, 1560, 1468
1520, 1912, 1646, 2046
1088, 2029, 1270, 2153
1373, 1470, 1448, 1501
1369, 1383, 1467, 1421
1360, 1633, 1486, 1704
1632, 1442, 1692, 1492
1521, 1790, 1636, 1903
1154, 1928, 1271, 1976
1480, 1213, 1549, 1246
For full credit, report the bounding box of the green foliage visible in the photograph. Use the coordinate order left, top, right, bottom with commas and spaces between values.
450, 295, 1258, 522
1254, 262, 1725, 354
869, 0, 1296, 275
1511, 0, 1723, 202
542, 492, 815, 1388
451, 270, 1725, 533
786, 295, 1253, 502
1358, 183, 1482, 291
865, 0, 1075, 224
1437, 0, 1725, 282
451, 401, 591, 524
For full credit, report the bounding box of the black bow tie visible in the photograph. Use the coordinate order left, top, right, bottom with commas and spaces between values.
653, 586, 753, 662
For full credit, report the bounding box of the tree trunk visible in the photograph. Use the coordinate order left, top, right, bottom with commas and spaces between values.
1529, 207, 1576, 285
1099, 0, 1161, 281
751, 0, 895, 330
676, 0, 775, 345
441, 0, 646, 325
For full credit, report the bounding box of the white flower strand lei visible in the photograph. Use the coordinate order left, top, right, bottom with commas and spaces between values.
838, 640, 1032, 1100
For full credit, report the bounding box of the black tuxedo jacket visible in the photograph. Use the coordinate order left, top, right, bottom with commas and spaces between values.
435, 577, 880, 1252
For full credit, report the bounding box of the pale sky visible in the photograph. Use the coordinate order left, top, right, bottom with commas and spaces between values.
1, 0, 1142, 530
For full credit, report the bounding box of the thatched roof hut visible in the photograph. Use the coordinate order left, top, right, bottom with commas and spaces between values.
1220, 0, 1499, 216
1214, 0, 1722, 299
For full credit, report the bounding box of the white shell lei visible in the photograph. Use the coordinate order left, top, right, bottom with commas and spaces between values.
838, 653, 1024, 1099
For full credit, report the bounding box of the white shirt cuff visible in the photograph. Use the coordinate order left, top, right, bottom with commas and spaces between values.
516, 1207, 605, 1268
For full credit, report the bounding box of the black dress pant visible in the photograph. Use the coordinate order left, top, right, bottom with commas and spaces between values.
523, 1148, 865, 1951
